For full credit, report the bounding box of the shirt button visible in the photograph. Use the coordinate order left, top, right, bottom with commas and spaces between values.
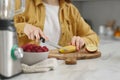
62, 32, 64, 35
21, 33, 24, 35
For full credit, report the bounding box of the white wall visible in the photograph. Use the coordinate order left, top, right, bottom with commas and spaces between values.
72, 1, 120, 33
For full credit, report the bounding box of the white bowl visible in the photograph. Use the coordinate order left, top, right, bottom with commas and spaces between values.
21, 51, 49, 65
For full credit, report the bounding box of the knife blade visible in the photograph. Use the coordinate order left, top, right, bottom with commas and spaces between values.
40, 37, 62, 49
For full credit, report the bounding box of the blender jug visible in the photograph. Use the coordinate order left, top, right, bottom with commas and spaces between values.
0, 0, 25, 19
0, 0, 25, 78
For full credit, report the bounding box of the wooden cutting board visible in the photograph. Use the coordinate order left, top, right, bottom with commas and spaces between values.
48, 49, 101, 60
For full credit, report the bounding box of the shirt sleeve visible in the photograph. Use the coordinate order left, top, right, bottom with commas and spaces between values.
75, 9, 99, 46
14, 15, 26, 37
14, 0, 27, 37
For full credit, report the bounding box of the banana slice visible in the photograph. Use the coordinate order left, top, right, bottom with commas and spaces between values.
86, 44, 98, 53
59, 45, 76, 54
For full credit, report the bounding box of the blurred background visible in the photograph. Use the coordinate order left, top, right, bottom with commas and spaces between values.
72, 0, 120, 40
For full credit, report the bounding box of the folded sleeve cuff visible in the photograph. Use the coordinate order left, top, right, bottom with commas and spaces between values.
15, 23, 26, 37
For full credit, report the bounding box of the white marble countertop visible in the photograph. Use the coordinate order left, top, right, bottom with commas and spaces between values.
5, 39, 120, 80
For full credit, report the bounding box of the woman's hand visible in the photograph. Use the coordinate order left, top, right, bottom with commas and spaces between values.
71, 36, 85, 50
24, 23, 48, 42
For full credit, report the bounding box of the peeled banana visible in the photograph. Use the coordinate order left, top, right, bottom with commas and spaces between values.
59, 45, 76, 53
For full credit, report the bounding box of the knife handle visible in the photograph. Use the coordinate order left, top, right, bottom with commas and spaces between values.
40, 37, 45, 43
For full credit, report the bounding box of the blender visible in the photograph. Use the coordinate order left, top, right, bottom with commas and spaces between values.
0, 0, 25, 78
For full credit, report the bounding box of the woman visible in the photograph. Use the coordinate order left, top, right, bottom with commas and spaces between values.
14, 0, 99, 50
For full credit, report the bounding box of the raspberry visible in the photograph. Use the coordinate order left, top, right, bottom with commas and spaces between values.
21, 44, 49, 53
42, 46, 49, 51
25, 49, 31, 52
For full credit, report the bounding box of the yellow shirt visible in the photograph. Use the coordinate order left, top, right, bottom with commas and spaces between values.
14, 0, 99, 47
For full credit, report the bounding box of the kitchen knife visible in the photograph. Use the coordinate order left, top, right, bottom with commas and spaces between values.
40, 37, 76, 53
40, 37, 62, 49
